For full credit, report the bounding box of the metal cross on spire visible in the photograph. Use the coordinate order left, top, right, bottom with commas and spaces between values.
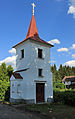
32, 3, 36, 16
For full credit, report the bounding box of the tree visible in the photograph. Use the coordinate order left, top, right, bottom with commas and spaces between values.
51, 64, 57, 73
0, 63, 13, 101
58, 64, 63, 81
72, 67, 75, 75
0, 63, 9, 82
7, 65, 13, 78
51, 64, 75, 90
1, 63, 7, 74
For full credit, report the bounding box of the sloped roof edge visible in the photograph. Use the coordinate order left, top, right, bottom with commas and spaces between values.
62, 76, 75, 82
13, 36, 54, 48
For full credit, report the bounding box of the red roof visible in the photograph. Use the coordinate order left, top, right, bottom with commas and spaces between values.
12, 72, 23, 79
62, 76, 75, 82
26, 15, 39, 39
13, 15, 53, 48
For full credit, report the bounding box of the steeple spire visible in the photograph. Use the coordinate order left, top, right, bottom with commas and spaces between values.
26, 3, 39, 39
32, 3, 36, 16
13, 3, 54, 48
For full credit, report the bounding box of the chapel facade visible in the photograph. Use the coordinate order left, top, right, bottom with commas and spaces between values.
10, 3, 53, 103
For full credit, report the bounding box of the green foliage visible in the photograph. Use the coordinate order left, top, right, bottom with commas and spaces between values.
52, 64, 75, 106
51, 64, 75, 81
0, 80, 9, 100
5, 86, 10, 101
51, 64, 57, 73
51, 64, 75, 89
0, 63, 13, 101
7, 65, 13, 78
70, 83, 75, 89
54, 82, 66, 89
53, 90, 75, 106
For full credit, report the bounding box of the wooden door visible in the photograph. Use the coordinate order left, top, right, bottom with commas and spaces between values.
36, 83, 45, 103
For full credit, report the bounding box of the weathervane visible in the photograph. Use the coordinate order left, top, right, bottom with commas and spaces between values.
32, 3, 36, 16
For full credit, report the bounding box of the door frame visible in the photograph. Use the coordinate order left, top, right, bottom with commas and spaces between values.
36, 82, 45, 103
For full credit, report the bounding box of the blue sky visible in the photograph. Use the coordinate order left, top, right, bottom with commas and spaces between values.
0, 0, 75, 69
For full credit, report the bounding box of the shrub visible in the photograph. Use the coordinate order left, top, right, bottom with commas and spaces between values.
64, 91, 75, 106
53, 90, 75, 106
5, 86, 10, 101
54, 82, 66, 89
70, 83, 75, 89
0, 80, 9, 101
53, 90, 64, 104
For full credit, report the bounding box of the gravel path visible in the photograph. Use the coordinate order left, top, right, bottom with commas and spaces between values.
0, 104, 45, 119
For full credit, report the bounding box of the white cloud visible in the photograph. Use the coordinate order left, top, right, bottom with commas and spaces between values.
57, 48, 69, 52
68, 5, 75, 18
69, 0, 75, 6
70, 44, 75, 49
0, 56, 17, 69
57, 0, 75, 18
9, 48, 16, 55
51, 60, 56, 63
0, 48, 17, 69
72, 54, 75, 58
68, 0, 75, 18
64, 60, 75, 67
48, 39, 60, 45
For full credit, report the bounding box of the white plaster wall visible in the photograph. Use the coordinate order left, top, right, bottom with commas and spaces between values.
11, 40, 53, 102
10, 76, 22, 99
16, 40, 31, 70
29, 42, 53, 102
15, 40, 35, 100
18, 70, 35, 100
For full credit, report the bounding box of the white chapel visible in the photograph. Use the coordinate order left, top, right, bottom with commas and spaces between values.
10, 3, 53, 103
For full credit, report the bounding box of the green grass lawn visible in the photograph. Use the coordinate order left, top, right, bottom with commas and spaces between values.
24, 103, 75, 119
